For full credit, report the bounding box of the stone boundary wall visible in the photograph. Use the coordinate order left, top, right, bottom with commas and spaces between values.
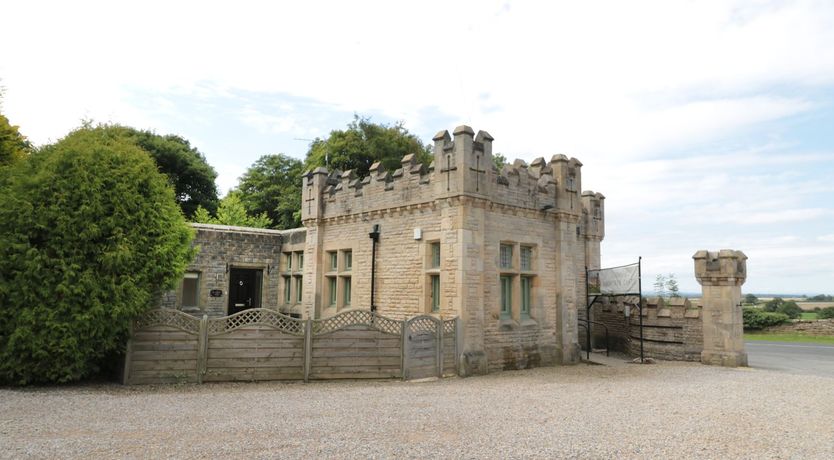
586, 297, 704, 361
763, 319, 834, 336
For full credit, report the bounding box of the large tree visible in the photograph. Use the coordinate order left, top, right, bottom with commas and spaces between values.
86, 124, 219, 218
305, 115, 432, 178
192, 192, 272, 229
236, 153, 305, 229
0, 112, 30, 168
0, 127, 195, 384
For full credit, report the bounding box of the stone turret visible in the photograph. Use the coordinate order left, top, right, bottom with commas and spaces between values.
549, 155, 583, 212
693, 249, 748, 367
581, 191, 605, 270
300, 167, 329, 222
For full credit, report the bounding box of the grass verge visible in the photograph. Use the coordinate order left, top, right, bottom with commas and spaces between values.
744, 333, 834, 345
800, 312, 819, 320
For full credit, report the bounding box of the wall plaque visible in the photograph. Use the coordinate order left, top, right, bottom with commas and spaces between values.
210, 289, 223, 298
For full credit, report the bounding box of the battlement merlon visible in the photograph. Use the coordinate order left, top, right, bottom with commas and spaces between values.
301, 167, 329, 222
581, 191, 605, 240
693, 250, 747, 286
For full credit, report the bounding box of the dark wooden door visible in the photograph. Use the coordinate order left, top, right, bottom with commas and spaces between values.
228, 268, 262, 315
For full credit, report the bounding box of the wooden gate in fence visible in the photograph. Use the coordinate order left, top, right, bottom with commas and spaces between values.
123, 308, 460, 385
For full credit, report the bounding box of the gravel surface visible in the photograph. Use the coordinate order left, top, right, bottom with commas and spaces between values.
1, 360, 832, 459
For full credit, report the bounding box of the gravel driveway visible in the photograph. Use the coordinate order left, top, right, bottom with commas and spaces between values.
2, 360, 832, 459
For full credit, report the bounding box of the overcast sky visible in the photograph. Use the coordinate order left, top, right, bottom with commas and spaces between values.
2, 0, 833, 294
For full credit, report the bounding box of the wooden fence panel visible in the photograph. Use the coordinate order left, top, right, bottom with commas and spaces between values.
125, 308, 457, 384
123, 310, 200, 385
310, 312, 403, 379
203, 310, 305, 382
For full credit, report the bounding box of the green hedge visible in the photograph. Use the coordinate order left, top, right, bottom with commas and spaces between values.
742, 308, 790, 330
818, 307, 834, 320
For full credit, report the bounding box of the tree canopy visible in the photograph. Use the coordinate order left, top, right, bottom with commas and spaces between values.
193, 192, 272, 229
304, 115, 432, 178
0, 126, 195, 384
236, 153, 305, 229
83, 124, 219, 218
0, 112, 30, 168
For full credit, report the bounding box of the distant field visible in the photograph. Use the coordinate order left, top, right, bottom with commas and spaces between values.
797, 301, 834, 311
801, 312, 819, 320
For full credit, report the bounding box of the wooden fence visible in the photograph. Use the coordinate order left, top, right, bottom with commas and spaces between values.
123, 308, 461, 384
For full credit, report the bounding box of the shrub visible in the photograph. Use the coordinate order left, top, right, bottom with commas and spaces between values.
777, 301, 803, 319
818, 307, 834, 320
742, 308, 790, 330
0, 127, 195, 385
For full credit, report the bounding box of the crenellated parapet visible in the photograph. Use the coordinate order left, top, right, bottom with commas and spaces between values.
300, 125, 603, 223
581, 191, 605, 241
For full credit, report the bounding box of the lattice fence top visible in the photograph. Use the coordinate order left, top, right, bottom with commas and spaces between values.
443, 318, 456, 334
407, 315, 440, 335
312, 310, 402, 336
207, 308, 305, 336
135, 308, 200, 334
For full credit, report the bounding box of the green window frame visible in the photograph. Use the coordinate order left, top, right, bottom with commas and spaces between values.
521, 246, 532, 271
500, 244, 513, 269
521, 277, 531, 319
343, 277, 351, 306
344, 250, 352, 271
285, 252, 292, 271
328, 277, 337, 306
329, 252, 338, 271
284, 276, 292, 304
297, 252, 304, 270
430, 275, 440, 312
295, 276, 303, 303
500, 275, 512, 318
431, 242, 441, 268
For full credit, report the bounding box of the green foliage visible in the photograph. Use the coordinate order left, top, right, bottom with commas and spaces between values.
742, 308, 790, 330
82, 125, 219, 218
236, 153, 304, 229
653, 274, 667, 299
0, 127, 195, 385
808, 294, 834, 301
743, 293, 759, 305
763, 297, 784, 312
665, 273, 680, 298
304, 115, 431, 178
818, 307, 834, 319
777, 301, 803, 319
0, 112, 31, 168
192, 192, 272, 228
493, 152, 508, 171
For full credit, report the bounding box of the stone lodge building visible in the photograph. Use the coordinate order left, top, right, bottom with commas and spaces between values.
159, 125, 605, 375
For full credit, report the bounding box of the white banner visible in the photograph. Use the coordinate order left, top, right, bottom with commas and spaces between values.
588, 263, 640, 295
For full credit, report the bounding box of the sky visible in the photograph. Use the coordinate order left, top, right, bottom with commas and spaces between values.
2, 0, 833, 295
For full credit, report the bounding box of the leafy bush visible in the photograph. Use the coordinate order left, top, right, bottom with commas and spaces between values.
0, 127, 195, 385
777, 301, 803, 319
743, 308, 790, 330
818, 307, 834, 320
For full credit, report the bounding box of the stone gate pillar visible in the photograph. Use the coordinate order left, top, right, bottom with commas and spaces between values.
693, 250, 748, 367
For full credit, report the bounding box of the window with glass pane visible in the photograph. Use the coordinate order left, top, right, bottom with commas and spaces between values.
521, 277, 531, 318
500, 244, 513, 269
344, 250, 352, 271
329, 252, 337, 271
430, 242, 440, 268
430, 275, 440, 312
284, 277, 292, 303
343, 277, 351, 306
500, 275, 512, 317
182, 272, 200, 307
285, 253, 292, 271
521, 246, 532, 271
297, 252, 304, 270
328, 277, 337, 306
295, 276, 302, 302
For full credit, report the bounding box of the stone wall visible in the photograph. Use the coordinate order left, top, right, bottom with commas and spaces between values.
587, 297, 704, 361
159, 224, 305, 318
763, 319, 834, 336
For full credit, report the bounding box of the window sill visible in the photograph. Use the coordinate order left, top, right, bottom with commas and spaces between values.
520, 317, 538, 328
498, 317, 516, 330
